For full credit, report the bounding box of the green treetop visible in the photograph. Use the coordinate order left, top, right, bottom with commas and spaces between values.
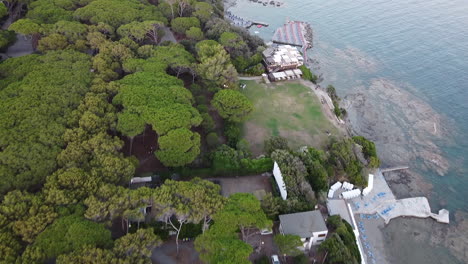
155, 128, 201, 167
212, 89, 253, 122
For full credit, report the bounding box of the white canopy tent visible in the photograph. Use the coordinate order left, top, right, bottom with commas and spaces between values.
341, 189, 361, 199
362, 174, 374, 196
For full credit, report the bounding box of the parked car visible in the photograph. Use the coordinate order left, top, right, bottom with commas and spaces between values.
271, 255, 280, 264
260, 228, 273, 235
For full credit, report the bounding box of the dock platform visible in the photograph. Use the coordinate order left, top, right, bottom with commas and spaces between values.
344, 169, 450, 224
225, 11, 269, 29
272, 20, 312, 48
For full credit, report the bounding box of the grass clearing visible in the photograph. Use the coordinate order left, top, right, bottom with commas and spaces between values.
241, 80, 342, 155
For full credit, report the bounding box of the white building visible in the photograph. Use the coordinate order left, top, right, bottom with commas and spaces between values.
278, 210, 328, 250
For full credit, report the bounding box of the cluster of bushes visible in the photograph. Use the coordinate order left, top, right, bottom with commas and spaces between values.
319, 215, 361, 264
328, 138, 367, 186
233, 52, 265, 75
352, 136, 380, 168
204, 17, 266, 75
326, 85, 347, 118
177, 144, 273, 178
299, 65, 318, 83
262, 135, 378, 200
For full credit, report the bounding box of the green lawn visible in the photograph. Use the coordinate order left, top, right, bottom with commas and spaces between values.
241, 80, 342, 155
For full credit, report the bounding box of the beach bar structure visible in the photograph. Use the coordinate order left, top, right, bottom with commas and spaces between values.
262, 45, 304, 72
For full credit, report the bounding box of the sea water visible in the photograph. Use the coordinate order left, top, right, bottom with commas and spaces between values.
230, 0, 468, 263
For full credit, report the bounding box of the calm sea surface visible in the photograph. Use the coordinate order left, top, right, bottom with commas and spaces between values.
231, 0, 468, 263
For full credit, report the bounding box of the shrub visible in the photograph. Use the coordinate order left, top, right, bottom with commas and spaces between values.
206, 132, 220, 148
201, 113, 215, 132
264, 136, 289, 156
255, 255, 270, 264
195, 95, 207, 105
293, 254, 309, 264
150, 221, 170, 241
299, 65, 318, 83
179, 222, 202, 239
224, 122, 241, 147
197, 104, 209, 113
0, 30, 16, 51
171, 17, 201, 35
245, 63, 265, 75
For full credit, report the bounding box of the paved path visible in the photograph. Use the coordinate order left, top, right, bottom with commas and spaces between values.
2, 34, 33, 58
239, 76, 263, 80
160, 27, 177, 43
151, 240, 201, 264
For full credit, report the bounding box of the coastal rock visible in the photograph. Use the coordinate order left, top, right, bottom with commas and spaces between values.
334, 47, 379, 73
344, 78, 451, 176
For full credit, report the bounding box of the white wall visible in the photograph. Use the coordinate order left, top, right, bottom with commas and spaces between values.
311, 230, 328, 246
273, 162, 288, 200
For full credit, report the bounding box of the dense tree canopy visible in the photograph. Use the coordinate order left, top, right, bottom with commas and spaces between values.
0, 3, 7, 18
0, 51, 93, 194
0, 0, 280, 261
117, 20, 165, 44
192, 2, 213, 24
171, 16, 200, 35
274, 234, 303, 257
155, 128, 201, 167
74, 0, 167, 28
195, 193, 270, 264
195, 223, 253, 264
212, 89, 253, 122
195, 40, 238, 89
300, 147, 329, 192
32, 213, 112, 261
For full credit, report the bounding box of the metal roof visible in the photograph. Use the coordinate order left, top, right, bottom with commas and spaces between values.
279, 210, 327, 238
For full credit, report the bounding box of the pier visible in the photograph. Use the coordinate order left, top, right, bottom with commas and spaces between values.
344, 169, 449, 224
225, 11, 269, 29
381, 166, 409, 173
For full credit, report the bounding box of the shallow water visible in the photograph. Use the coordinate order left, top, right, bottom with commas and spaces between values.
231, 0, 468, 262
